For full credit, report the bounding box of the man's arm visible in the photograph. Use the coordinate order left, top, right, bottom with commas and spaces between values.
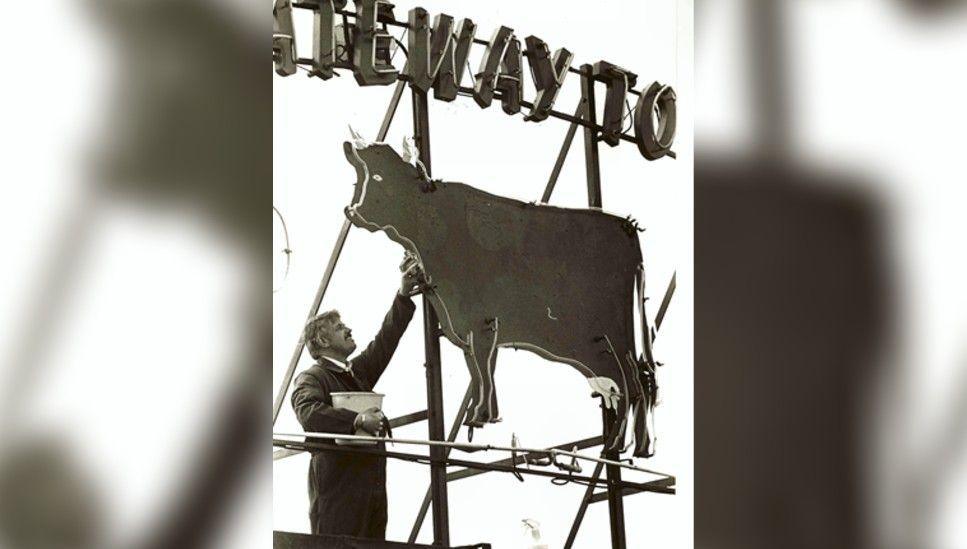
351, 293, 417, 389
290, 371, 358, 434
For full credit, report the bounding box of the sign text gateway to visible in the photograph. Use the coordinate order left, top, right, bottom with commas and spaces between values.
273, 0, 677, 161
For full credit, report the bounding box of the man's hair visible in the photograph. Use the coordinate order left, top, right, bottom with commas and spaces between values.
305, 310, 341, 360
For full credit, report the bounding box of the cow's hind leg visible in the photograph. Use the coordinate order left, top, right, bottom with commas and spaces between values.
588, 376, 626, 453
601, 395, 632, 456
598, 336, 636, 454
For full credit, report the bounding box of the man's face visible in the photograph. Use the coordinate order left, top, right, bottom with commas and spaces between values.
322, 318, 356, 357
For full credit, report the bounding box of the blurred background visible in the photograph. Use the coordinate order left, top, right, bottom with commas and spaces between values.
272, 1, 691, 546
0, 1, 270, 548
0, 0, 965, 548
695, 1, 967, 548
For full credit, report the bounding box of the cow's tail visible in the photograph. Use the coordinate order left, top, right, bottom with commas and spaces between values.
633, 263, 659, 458
633, 355, 658, 457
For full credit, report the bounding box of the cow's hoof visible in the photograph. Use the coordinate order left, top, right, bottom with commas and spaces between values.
587, 377, 621, 409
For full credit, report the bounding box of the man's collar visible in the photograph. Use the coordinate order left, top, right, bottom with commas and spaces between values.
320, 355, 353, 374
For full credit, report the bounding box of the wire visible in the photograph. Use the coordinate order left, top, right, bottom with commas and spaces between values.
622, 97, 634, 133
391, 29, 408, 62
273, 206, 292, 293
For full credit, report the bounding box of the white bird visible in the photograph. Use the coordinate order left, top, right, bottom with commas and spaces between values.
521, 519, 547, 549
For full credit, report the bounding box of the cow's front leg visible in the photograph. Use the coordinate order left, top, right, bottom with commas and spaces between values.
461, 331, 484, 428
587, 377, 627, 452
484, 318, 501, 423
464, 321, 498, 426
460, 329, 492, 428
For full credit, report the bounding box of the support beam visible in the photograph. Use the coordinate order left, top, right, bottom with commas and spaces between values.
602, 406, 627, 549
273, 448, 304, 461
589, 478, 677, 504
377, 78, 407, 141
273, 408, 429, 462
272, 219, 351, 425
446, 436, 602, 482
273, 77, 407, 426
408, 387, 474, 544
580, 65, 602, 208
389, 409, 429, 429
273, 439, 671, 494
654, 272, 677, 333
582, 64, 622, 546
564, 462, 605, 549
540, 101, 585, 204
412, 86, 450, 547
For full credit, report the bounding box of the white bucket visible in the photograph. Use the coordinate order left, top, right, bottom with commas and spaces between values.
331, 392, 384, 445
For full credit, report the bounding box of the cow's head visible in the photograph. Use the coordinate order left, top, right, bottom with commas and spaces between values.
341, 140, 443, 250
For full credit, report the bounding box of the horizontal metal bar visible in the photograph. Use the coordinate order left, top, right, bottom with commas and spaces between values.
286, 68, 643, 147
273, 439, 674, 495
337, 7, 408, 28
272, 409, 428, 461
447, 436, 601, 482
454, 86, 637, 144
275, 430, 668, 476
566, 67, 642, 96
588, 478, 677, 502
389, 409, 429, 429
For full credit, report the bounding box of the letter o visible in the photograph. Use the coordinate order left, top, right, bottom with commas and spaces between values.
634, 82, 677, 160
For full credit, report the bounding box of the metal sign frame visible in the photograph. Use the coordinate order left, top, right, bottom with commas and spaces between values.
273, 3, 679, 547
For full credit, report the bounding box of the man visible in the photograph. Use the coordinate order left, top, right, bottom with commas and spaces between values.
291, 255, 425, 539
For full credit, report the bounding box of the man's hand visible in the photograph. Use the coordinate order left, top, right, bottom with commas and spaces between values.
354, 407, 386, 436
399, 252, 428, 297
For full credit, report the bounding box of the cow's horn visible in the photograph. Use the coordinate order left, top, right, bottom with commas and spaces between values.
402, 136, 419, 166
348, 124, 369, 149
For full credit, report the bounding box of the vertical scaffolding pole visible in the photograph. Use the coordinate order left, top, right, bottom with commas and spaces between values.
412, 87, 450, 546
582, 64, 626, 548
602, 407, 628, 549
580, 64, 603, 209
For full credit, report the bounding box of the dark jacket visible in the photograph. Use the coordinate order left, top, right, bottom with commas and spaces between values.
291, 293, 416, 538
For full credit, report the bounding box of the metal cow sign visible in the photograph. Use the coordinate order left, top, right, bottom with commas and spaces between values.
343, 141, 660, 457
272, 0, 678, 161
